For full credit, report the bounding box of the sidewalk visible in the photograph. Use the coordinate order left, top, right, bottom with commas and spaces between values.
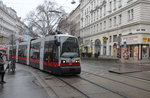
0, 63, 50, 98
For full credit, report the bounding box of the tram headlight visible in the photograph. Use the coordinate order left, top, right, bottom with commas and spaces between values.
75, 60, 80, 63
61, 60, 66, 63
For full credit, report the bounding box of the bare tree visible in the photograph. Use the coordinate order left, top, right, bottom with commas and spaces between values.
25, 0, 67, 37
57, 18, 77, 36
57, 18, 70, 34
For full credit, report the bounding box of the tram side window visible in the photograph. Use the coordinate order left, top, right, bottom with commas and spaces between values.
53, 43, 58, 62
44, 41, 58, 62
30, 43, 40, 59
18, 45, 27, 57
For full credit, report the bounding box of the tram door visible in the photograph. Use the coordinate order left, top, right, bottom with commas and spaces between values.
30, 41, 41, 68
39, 38, 44, 70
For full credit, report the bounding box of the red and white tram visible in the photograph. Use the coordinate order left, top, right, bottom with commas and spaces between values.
7, 34, 81, 75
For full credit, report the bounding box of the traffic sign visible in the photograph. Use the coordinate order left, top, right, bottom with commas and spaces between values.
113, 43, 117, 48
123, 41, 127, 48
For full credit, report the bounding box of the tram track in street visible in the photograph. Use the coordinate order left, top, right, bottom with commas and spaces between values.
35, 69, 150, 98
123, 74, 150, 82
55, 76, 127, 98
20, 63, 150, 98
37, 72, 90, 98
76, 76, 128, 98
37, 71, 128, 98
81, 71, 150, 93
56, 76, 90, 98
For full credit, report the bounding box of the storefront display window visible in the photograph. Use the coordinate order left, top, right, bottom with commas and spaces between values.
123, 45, 139, 60
121, 34, 150, 60
134, 45, 138, 60
130, 46, 134, 57
142, 45, 148, 59
122, 48, 129, 59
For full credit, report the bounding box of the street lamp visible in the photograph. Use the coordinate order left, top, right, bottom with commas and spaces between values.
71, 0, 76, 4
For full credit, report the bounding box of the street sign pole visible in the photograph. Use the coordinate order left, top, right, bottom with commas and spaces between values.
149, 41, 150, 60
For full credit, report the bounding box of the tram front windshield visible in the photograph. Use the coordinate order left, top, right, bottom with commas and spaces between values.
60, 37, 80, 58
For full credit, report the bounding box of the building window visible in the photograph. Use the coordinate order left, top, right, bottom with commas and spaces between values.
109, 18, 112, 27
97, 10, 99, 20
109, 36, 112, 42
104, 21, 106, 29
95, 25, 97, 33
91, 27, 93, 34
113, 35, 117, 42
119, 14, 122, 24
89, 16, 90, 24
128, 10, 130, 20
94, 25, 95, 33
90, 13, 92, 23
109, 1, 112, 12
131, 9, 134, 20
94, 12, 95, 22
109, 46, 112, 56
97, 24, 99, 32
91, 2, 93, 10
128, 9, 134, 21
94, 0, 96, 9
114, 0, 116, 10
114, 17, 116, 26
100, 23, 102, 31
100, 8, 102, 18
104, 5, 106, 16
118, 0, 122, 8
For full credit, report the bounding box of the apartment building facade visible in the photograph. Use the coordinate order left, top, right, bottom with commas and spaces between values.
58, 4, 81, 39
79, 0, 150, 60
68, 4, 80, 37
0, 1, 23, 48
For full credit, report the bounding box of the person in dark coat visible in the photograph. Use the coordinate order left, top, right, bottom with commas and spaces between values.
0, 53, 6, 84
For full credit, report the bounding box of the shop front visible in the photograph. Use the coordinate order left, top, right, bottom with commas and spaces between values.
121, 33, 150, 60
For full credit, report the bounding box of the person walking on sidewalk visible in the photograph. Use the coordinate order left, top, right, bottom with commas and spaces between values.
0, 53, 6, 84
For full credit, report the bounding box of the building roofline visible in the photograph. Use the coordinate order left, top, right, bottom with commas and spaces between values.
69, 4, 80, 16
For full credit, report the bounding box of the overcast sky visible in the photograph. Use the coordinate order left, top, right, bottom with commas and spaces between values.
2, 0, 79, 19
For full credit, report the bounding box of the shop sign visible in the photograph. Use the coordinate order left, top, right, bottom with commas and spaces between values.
102, 37, 108, 41
122, 36, 138, 44
0, 36, 3, 40
142, 36, 150, 42
123, 36, 138, 41
123, 41, 127, 48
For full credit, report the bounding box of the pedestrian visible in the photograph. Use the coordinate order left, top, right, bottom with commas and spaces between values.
0, 53, 6, 84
